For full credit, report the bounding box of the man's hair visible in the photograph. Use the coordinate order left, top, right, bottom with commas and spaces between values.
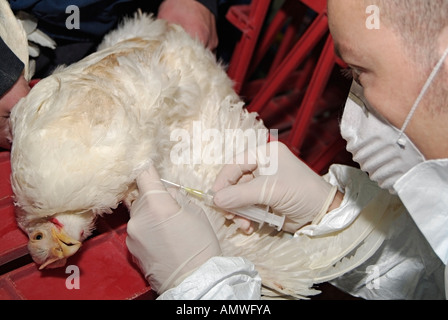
371, 0, 448, 71
370, 0, 448, 113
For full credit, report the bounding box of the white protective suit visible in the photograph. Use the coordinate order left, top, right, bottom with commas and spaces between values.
159, 164, 446, 300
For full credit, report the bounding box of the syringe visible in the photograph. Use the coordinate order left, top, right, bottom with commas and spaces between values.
160, 178, 285, 231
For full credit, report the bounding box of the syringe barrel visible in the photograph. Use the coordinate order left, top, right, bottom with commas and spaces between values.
226, 206, 285, 231
204, 189, 285, 231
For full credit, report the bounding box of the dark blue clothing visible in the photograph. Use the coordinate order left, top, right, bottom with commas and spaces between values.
0, 38, 24, 97
10, 0, 135, 41
7, 0, 219, 77
9, 0, 218, 41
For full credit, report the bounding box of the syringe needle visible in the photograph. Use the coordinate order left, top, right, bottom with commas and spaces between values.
160, 178, 181, 188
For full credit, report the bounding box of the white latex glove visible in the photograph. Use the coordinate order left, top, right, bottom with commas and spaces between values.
212, 141, 338, 234
126, 165, 222, 294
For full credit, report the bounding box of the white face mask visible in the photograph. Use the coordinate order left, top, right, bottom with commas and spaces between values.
340, 46, 448, 194
340, 48, 448, 265
340, 80, 426, 194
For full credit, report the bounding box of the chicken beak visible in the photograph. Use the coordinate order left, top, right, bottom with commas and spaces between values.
53, 228, 82, 257
38, 228, 82, 270
38, 257, 68, 270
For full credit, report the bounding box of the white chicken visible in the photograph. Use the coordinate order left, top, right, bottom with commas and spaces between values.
8, 8, 404, 298
10, 11, 265, 270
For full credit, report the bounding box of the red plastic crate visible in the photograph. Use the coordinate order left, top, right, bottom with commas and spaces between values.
0, 204, 29, 266
0, 151, 28, 266
226, 0, 353, 174
1, 232, 153, 300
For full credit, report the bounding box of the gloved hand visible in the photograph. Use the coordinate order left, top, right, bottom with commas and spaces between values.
126, 165, 222, 294
212, 141, 339, 234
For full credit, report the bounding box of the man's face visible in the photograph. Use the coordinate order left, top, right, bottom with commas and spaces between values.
328, 0, 437, 156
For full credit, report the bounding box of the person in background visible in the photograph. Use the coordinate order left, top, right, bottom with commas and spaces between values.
0, 0, 219, 150
9, 0, 218, 77
0, 38, 30, 150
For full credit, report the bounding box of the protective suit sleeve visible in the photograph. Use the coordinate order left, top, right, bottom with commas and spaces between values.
157, 256, 262, 300
394, 159, 448, 265
298, 164, 383, 237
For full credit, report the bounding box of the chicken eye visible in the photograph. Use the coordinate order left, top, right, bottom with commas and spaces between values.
33, 232, 44, 241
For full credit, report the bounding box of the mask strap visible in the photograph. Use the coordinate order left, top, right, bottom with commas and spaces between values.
397, 46, 448, 148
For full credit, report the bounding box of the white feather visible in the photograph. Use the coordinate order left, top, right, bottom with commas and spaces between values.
0, 0, 32, 80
